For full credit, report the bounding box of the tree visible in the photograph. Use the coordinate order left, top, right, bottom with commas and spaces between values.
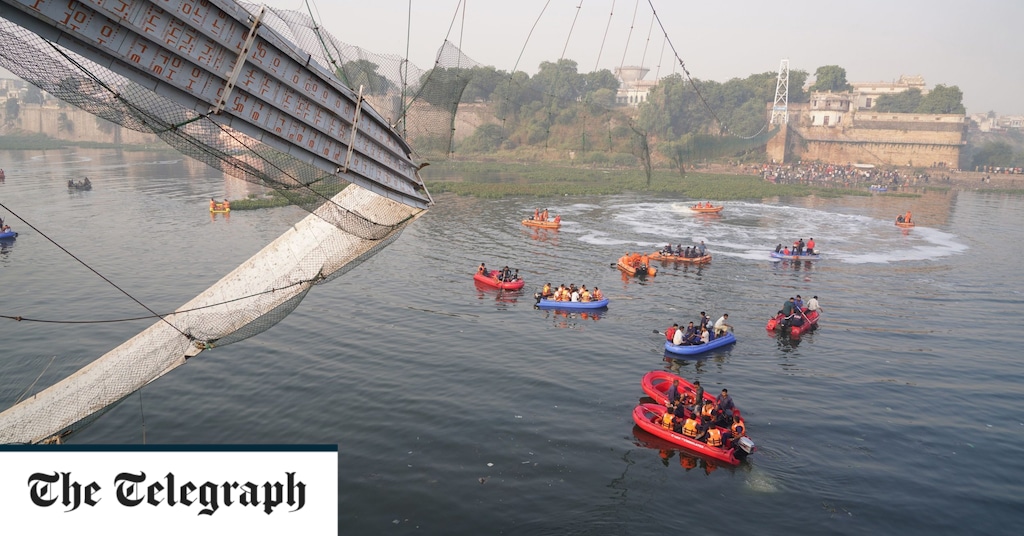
970, 141, 1023, 168
916, 84, 965, 114
4, 98, 19, 124
874, 88, 923, 113
338, 60, 394, 96
809, 65, 852, 93
461, 66, 507, 102
23, 86, 43, 105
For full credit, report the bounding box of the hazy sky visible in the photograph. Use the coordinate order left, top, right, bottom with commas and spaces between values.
261, 0, 1024, 115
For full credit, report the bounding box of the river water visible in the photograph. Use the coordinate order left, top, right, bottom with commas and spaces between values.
1, 149, 1022, 534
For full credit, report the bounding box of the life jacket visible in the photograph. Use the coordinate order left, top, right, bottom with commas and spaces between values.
580, 290, 591, 302
701, 403, 714, 419
542, 284, 551, 296
665, 326, 677, 341
593, 290, 603, 300
661, 412, 673, 429
706, 428, 723, 447
731, 422, 745, 437
682, 418, 699, 438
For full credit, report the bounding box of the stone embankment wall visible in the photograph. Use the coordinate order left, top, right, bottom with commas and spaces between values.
777, 103, 966, 168
3, 104, 160, 145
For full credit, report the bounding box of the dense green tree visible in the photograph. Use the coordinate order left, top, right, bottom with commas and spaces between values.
531, 59, 585, 104
461, 66, 507, 102
808, 65, 852, 93
916, 84, 965, 114
23, 86, 43, 105
4, 98, 19, 123
970, 141, 1023, 168
874, 88, 923, 113
416, 66, 472, 107
337, 60, 394, 96
458, 123, 505, 152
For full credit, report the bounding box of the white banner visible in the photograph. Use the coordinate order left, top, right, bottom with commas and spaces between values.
0, 445, 337, 535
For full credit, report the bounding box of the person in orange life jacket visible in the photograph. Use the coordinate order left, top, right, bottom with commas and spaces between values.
660, 409, 674, 429
665, 323, 679, 342
806, 237, 816, 254
554, 214, 561, 223
592, 287, 603, 300
782, 246, 791, 255
541, 283, 552, 297
721, 413, 745, 447
681, 414, 701, 439
580, 286, 591, 302
477, 262, 487, 275
705, 425, 724, 447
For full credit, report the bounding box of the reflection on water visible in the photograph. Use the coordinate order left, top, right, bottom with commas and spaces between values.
533, 307, 606, 329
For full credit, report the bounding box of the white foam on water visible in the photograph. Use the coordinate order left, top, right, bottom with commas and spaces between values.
589, 200, 965, 264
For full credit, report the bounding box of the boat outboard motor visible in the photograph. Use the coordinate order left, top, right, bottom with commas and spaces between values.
735, 436, 756, 454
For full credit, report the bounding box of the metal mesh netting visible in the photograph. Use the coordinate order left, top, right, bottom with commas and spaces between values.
0, 2, 477, 444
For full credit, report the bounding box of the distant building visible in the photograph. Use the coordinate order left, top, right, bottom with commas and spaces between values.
767, 75, 967, 168
614, 66, 658, 107
850, 75, 928, 110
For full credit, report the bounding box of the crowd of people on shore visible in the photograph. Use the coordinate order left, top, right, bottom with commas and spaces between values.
539, 282, 603, 303
660, 379, 745, 449
760, 162, 949, 190
664, 312, 733, 346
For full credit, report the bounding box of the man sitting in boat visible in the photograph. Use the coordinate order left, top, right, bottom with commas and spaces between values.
662, 243, 674, 255
478, 262, 487, 275
592, 287, 603, 301
675, 244, 683, 256
714, 313, 732, 336
775, 244, 782, 253
781, 246, 791, 256
665, 323, 679, 342
721, 412, 745, 446
579, 286, 592, 302
541, 283, 553, 298
682, 322, 698, 345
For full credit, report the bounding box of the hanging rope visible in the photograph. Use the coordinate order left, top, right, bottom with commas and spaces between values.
617, 0, 640, 78
498, 0, 552, 143
561, 1, 584, 59
594, 0, 616, 72
645, 0, 769, 140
